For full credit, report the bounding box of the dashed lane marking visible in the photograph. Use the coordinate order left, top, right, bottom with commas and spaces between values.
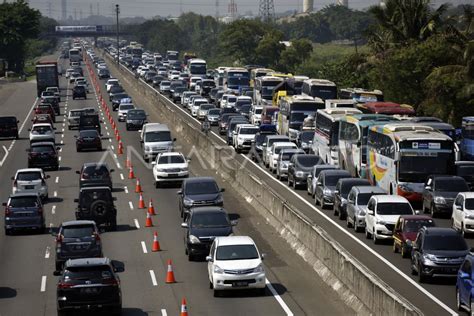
51, 205, 56, 215
120, 173, 124, 180
161, 310, 167, 316
124, 186, 128, 194
149, 270, 157, 286
40, 276, 47, 292
55, 176, 59, 183
266, 279, 294, 316
129, 201, 134, 210
44, 247, 50, 259
141, 241, 148, 254
134, 218, 140, 229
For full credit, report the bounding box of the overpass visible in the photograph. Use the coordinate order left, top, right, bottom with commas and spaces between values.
42, 25, 134, 45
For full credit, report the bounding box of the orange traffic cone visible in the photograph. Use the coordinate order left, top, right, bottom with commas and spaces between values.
128, 165, 135, 179
165, 260, 176, 283
138, 193, 146, 209
148, 198, 156, 215
180, 298, 188, 316
152, 231, 161, 252
145, 212, 153, 227
126, 157, 131, 168
135, 178, 142, 193
112, 120, 116, 130
117, 141, 123, 155
116, 133, 121, 142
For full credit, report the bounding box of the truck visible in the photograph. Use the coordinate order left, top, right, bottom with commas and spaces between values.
36, 61, 59, 97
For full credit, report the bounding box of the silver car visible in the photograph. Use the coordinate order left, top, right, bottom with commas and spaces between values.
118, 103, 135, 122
68, 109, 83, 130
29, 123, 56, 144
346, 186, 386, 232
276, 149, 304, 180
307, 165, 338, 197
12, 168, 49, 200
206, 108, 220, 125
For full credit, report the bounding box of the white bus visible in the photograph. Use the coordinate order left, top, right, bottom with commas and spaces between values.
366, 123, 458, 202
68, 48, 82, 63
187, 58, 207, 77
301, 79, 337, 101
254, 76, 284, 106
311, 108, 362, 165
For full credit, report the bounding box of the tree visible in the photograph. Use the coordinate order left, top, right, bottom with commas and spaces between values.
0, 0, 41, 72
279, 39, 313, 73
255, 30, 285, 68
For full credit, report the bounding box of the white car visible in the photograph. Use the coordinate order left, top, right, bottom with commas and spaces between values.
117, 103, 135, 122
365, 195, 415, 243
268, 142, 298, 172
220, 94, 237, 108
65, 68, 74, 78
29, 123, 56, 144
168, 70, 180, 80
191, 98, 208, 117
452, 192, 474, 236
250, 106, 263, 125
207, 236, 266, 296
151, 152, 189, 188
12, 168, 49, 200
189, 76, 202, 91
232, 124, 259, 153
105, 79, 119, 92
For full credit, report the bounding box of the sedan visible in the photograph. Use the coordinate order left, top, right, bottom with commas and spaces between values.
75, 129, 102, 152
76, 163, 114, 189
117, 103, 135, 122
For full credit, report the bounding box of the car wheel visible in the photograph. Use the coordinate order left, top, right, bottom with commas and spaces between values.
346, 216, 352, 228
333, 205, 338, 217
411, 262, 417, 275
76, 147, 81, 152
470, 297, 474, 316
461, 224, 466, 238
320, 198, 326, 209
57, 309, 67, 316
5, 228, 11, 235
276, 172, 280, 180
55, 261, 62, 272
401, 245, 409, 258
292, 177, 297, 189
68, 126, 71, 130
365, 227, 371, 239
392, 241, 398, 253
213, 289, 221, 297
354, 218, 361, 232
188, 254, 194, 262
155, 181, 160, 189
257, 288, 266, 296
373, 230, 379, 244
430, 204, 436, 218
209, 281, 213, 289
418, 264, 427, 283
109, 219, 117, 231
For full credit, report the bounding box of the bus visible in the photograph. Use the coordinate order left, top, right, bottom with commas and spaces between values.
338, 114, 399, 177
302, 79, 337, 101
224, 67, 250, 94
356, 102, 415, 116
250, 68, 274, 87
183, 52, 197, 65
187, 58, 207, 77
461, 117, 474, 160
254, 76, 284, 106
166, 50, 179, 62
366, 123, 458, 201
278, 95, 324, 141
312, 108, 362, 165
339, 88, 384, 104
68, 49, 82, 63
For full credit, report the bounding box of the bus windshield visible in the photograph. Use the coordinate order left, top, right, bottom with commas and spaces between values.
190, 64, 206, 75
228, 77, 249, 86
398, 154, 453, 183
310, 86, 337, 100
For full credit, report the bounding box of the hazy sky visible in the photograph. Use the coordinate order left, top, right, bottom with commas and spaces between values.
28, 0, 469, 20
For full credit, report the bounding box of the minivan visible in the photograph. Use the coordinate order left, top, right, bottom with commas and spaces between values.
140, 123, 175, 162
0, 116, 19, 139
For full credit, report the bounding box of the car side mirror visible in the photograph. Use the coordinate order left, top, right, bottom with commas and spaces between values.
424, 186, 431, 191
367, 210, 374, 215
28, 128, 31, 131
75, 171, 80, 174
261, 253, 266, 260
177, 190, 182, 195
456, 205, 463, 210
206, 256, 213, 262
181, 222, 188, 228
56, 147, 61, 151
220, 188, 225, 193
230, 219, 238, 226
110, 169, 115, 173
53, 270, 62, 276
73, 135, 78, 138
173, 138, 177, 142
151, 161, 156, 165
316, 181, 322, 186
111, 260, 125, 273
46, 175, 51, 179
415, 210, 420, 215
140, 140, 144, 143
10, 176, 14, 180
73, 198, 79, 203
334, 190, 339, 195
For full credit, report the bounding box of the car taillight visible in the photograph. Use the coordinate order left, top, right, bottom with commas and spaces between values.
82, 174, 89, 179
57, 281, 73, 289
41, 179, 46, 186
56, 234, 63, 244
94, 233, 101, 245
13, 180, 17, 188
102, 278, 119, 286
5, 207, 11, 216
37, 207, 43, 214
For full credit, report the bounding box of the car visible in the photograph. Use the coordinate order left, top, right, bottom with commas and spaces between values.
287, 154, 322, 189
220, 94, 237, 108
456, 252, 474, 313
67, 109, 82, 130
3, 193, 45, 235
365, 195, 416, 244
218, 113, 240, 135
45, 86, 60, 100
178, 177, 225, 220
98, 68, 110, 79
72, 85, 87, 100
206, 236, 266, 296
75, 78, 89, 93
314, 169, 351, 209
297, 131, 314, 153
109, 85, 125, 101
189, 76, 202, 91
117, 103, 135, 122
68, 72, 81, 83
250, 126, 277, 162
268, 142, 298, 172
261, 135, 290, 167
126, 109, 147, 130
40, 91, 60, 112
111, 93, 131, 111
27, 142, 59, 170
140, 123, 175, 162
74, 187, 117, 230
159, 80, 171, 94
191, 98, 208, 117
346, 186, 386, 232
79, 114, 101, 134
392, 215, 435, 258
76, 163, 114, 189
411, 227, 468, 282
333, 178, 371, 220
172, 87, 187, 103
422, 175, 469, 218
181, 206, 236, 261
250, 106, 263, 125
105, 78, 120, 92
197, 104, 215, 121
452, 192, 474, 237
181, 92, 198, 108
455, 161, 474, 191
226, 118, 248, 145
56, 257, 123, 315
152, 152, 189, 187
206, 108, 220, 126
306, 165, 338, 197
29, 123, 55, 144
32, 114, 53, 126
53, 220, 103, 272
11, 168, 49, 200
35, 104, 56, 122
0, 116, 19, 139
145, 71, 158, 83
275, 149, 305, 180
75, 129, 102, 152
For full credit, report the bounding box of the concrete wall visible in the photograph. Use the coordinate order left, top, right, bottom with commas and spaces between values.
102, 52, 422, 316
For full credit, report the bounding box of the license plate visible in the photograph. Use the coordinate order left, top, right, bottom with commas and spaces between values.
24, 185, 35, 190
168, 173, 178, 177
74, 245, 86, 250
233, 281, 248, 287
81, 287, 98, 294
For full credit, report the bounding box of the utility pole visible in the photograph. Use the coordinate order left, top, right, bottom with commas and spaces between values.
215, 0, 219, 20
89, 3, 93, 17
47, 2, 52, 18
228, 0, 237, 21
259, 0, 275, 22
115, 4, 120, 65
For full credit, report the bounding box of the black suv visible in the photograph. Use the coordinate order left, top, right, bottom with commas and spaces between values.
181, 206, 235, 261
72, 85, 87, 100
76, 129, 102, 152
27, 142, 60, 170
77, 162, 114, 189
177, 177, 225, 220
74, 187, 117, 230
53, 220, 103, 272
410, 227, 469, 282
56, 258, 123, 315
287, 154, 322, 189
0, 116, 19, 139
125, 109, 147, 130
333, 178, 371, 220
422, 175, 469, 218
79, 114, 102, 134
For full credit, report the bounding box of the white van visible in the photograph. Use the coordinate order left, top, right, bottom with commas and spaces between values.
140, 123, 175, 162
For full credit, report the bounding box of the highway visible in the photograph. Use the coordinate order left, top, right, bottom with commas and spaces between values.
0, 54, 352, 315
99, 49, 474, 315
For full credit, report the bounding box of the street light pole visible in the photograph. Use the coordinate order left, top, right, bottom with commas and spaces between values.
115, 4, 120, 65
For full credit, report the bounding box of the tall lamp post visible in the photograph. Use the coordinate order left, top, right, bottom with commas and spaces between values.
115, 4, 120, 64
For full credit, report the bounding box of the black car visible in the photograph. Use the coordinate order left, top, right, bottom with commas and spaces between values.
98, 68, 110, 79
0, 116, 19, 139
27, 142, 59, 170
126, 109, 147, 130
199, 79, 216, 96
456, 161, 474, 191
79, 114, 102, 134
172, 87, 187, 103
111, 93, 130, 111
53, 220, 103, 272
297, 131, 314, 153
72, 85, 87, 100
219, 113, 241, 135
74, 187, 117, 230
422, 175, 469, 217
3, 193, 45, 235
76, 129, 102, 152
152, 75, 166, 87
40, 96, 60, 115
144, 71, 157, 83
410, 227, 469, 282
287, 154, 322, 189
209, 88, 219, 102
76, 163, 114, 189
333, 178, 371, 220
56, 258, 123, 315
181, 206, 235, 261
178, 177, 225, 220
250, 126, 277, 162
109, 85, 125, 101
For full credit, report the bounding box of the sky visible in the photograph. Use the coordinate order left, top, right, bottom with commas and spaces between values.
27, 0, 470, 20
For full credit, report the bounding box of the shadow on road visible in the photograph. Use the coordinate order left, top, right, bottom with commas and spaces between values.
0, 287, 17, 299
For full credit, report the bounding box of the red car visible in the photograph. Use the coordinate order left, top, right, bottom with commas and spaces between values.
392, 215, 435, 258
35, 104, 56, 122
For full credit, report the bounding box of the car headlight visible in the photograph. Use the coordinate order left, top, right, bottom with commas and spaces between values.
358, 209, 365, 216
253, 264, 264, 273
183, 197, 193, 206
145, 146, 151, 151
376, 219, 386, 225
214, 265, 224, 274
423, 253, 437, 262
465, 212, 474, 220
188, 235, 200, 244
434, 196, 446, 204
295, 171, 304, 177
215, 195, 223, 204
301, 143, 308, 148
323, 188, 332, 196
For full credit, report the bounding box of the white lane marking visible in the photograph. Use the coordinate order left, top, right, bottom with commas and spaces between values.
58, 156, 62, 162
53, 191, 57, 197
61, 134, 64, 138
124, 186, 128, 194
113, 153, 117, 159
105, 126, 108, 130
129, 201, 134, 210
59, 148, 63, 153
111, 145, 115, 150
61, 128, 64, 132
0, 145, 10, 167
60, 140, 64, 144
51, 205, 56, 215
107, 131, 110, 136
266, 279, 293, 316
161, 309, 167, 316
141, 241, 148, 254
149, 270, 157, 286
62, 123, 65, 127
55, 176, 59, 183
120, 173, 124, 180
44, 247, 50, 259
19, 97, 39, 134
109, 139, 112, 143
134, 218, 140, 229
40, 276, 47, 292
116, 162, 121, 169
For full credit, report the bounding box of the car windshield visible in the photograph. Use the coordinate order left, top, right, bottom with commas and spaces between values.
295, 156, 322, 168
240, 128, 258, 135
127, 111, 146, 120
119, 104, 134, 110
191, 212, 229, 228
32, 126, 52, 133
377, 202, 413, 215
113, 93, 128, 100
423, 234, 468, 251
9, 196, 38, 208
404, 219, 435, 232
79, 130, 99, 138
281, 152, 296, 160
161, 82, 171, 87
436, 179, 468, 192
83, 165, 109, 177
457, 165, 474, 178
341, 180, 369, 196
465, 199, 474, 210
158, 155, 185, 164
185, 181, 219, 195
275, 146, 294, 154
200, 105, 214, 110
62, 225, 94, 238
255, 108, 263, 115
208, 109, 220, 116
64, 265, 113, 280
300, 132, 314, 142
227, 97, 236, 103
216, 245, 259, 261
357, 193, 381, 205
42, 91, 54, 96
31, 146, 53, 153
145, 131, 171, 142
70, 111, 82, 117
326, 175, 348, 186
17, 171, 42, 181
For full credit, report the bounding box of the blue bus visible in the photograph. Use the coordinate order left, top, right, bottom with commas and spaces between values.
461, 117, 474, 160
224, 67, 250, 94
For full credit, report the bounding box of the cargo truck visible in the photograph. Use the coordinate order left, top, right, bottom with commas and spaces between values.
36, 61, 59, 97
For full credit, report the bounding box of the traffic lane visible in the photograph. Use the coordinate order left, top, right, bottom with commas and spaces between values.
97, 64, 352, 315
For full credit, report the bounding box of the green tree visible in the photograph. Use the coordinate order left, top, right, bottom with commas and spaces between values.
279, 39, 313, 73
255, 30, 285, 68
